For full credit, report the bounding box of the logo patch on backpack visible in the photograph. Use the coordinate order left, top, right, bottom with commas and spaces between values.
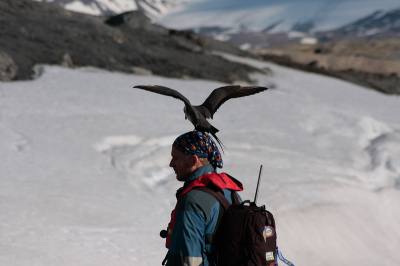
263, 226, 275, 241
266, 251, 274, 261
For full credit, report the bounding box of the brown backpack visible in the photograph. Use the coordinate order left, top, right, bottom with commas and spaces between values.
194, 185, 277, 266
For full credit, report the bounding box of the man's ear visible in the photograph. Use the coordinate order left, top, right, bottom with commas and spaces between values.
189, 155, 201, 168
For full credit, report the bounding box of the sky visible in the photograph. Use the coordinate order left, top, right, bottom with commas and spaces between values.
0, 54, 400, 265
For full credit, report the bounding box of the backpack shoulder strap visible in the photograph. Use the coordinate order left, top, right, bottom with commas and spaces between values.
232, 190, 240, 205
192, 173, 242, 208
192, 186, 232, 246
192, 186, 230, 210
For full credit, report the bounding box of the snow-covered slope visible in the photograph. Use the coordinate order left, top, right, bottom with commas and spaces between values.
33, 0, 181, 16
1, 56, 400, 266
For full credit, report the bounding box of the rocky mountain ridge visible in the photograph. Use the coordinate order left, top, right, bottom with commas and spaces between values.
316, 8, 400, 43
205, 7, 400, 49
29, 1, 400, 49
157, 1, 400, 49
0, 0, 258, 82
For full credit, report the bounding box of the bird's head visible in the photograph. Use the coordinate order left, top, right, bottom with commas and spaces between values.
183, 106, 187, 119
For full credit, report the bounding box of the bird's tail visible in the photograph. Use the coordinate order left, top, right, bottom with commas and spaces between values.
209, 125, 226, 154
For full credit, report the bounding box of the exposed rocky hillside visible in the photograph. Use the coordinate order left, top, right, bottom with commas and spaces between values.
0, 0, 258, 82
251, 39, 400, 95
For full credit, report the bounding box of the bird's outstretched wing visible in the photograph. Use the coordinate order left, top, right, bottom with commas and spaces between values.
133, 85, 192, 107
199, 85, 268, 119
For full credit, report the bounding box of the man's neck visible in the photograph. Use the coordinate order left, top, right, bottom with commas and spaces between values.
183, 164, 215, 187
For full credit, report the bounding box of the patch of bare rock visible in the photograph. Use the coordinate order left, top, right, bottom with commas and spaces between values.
0, 0, 259, 83
251, 39, 400, 95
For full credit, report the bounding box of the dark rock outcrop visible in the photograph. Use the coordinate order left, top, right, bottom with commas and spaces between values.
0, 0, 258, 82
105, 11, 168, 35
0, 51, 18, 81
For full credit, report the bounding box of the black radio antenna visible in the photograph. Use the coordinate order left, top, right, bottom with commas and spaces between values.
254, 165, 263, 204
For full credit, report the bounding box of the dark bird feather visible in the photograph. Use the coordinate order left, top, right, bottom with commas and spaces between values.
133, 85, 268, 152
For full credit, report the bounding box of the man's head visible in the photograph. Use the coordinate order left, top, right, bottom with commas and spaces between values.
169, 147, 203, 181
169, 131, 223, 181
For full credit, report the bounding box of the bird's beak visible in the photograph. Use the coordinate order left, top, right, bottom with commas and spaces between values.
185, 115, 187, 120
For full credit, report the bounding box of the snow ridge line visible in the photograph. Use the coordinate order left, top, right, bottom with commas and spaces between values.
95, 135, 175, 188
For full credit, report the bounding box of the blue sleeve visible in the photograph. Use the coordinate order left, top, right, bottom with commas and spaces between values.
166, 189, 240, 266
167, 194, 207, 266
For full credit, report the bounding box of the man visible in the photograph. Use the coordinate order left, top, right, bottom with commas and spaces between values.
163, 131, 243, 266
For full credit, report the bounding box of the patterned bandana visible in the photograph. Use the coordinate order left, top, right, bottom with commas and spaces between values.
172, 131, 223, 169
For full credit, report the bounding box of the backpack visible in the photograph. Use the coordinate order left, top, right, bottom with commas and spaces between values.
193, 179, 278, 266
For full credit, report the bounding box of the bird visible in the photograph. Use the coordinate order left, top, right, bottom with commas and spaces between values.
133, 85, 268, 151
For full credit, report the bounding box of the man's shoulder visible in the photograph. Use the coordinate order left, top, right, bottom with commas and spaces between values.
177, 189, 219, 214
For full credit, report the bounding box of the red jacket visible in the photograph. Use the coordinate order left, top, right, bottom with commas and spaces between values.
166, 172, 243, 248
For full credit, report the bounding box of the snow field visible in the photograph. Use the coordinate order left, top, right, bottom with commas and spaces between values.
0, 54, 399, 265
